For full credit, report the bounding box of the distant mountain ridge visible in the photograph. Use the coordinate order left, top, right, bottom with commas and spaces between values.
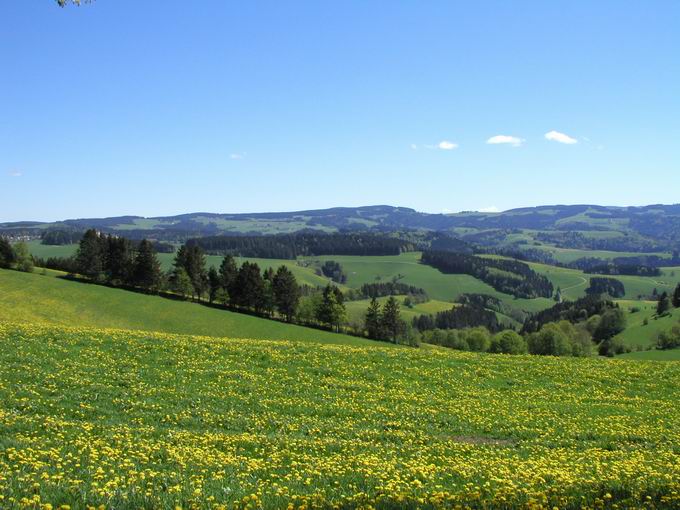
2, 204, 680, 249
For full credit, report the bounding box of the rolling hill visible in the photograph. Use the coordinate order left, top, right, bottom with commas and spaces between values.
4, 203, 680, 250
0, 268, 374, 346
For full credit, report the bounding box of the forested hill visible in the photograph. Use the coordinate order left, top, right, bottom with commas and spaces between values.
3, 204, 680, 249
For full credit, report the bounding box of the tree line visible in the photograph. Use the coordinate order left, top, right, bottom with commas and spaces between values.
187, 232, 416, 259
421, 251, 554, 299
586, 277, 626, 298
0, 238, 34, 273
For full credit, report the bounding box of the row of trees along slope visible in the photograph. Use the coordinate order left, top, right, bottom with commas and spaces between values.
421, 250, 554, 299
187, 232, 416, 258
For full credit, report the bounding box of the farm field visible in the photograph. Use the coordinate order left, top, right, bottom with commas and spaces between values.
613, 300, 680, 352
621, 348, 680, 361
23, 243, 680, 319
0, 269, 371, 346
1, 322, 678, 509
344, 297, 454, 325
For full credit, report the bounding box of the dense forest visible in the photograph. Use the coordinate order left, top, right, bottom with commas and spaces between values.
586, 277, 626, 298
421, 251, 554, 299
522, 294, 615, 334
412, 304, 501, 333
187, 232, 417, 258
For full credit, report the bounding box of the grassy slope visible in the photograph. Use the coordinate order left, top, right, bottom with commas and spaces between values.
344, 297, 454, 324
0, 269, 376, 346
1, 322, 678, 509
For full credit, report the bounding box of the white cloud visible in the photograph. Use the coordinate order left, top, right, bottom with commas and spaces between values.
478, 206, 500, 213
544, 130, 577, 144
441, 208, 453, 214
229, 153, 245, 160
487, 135, 524, 147
7, 170, 22, 177
410, 143, 418, 150
437, 140, 458, 150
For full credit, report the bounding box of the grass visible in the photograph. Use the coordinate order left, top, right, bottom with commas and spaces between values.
0, 269, 374, 347
613, 300, 680, 352
344, 297, 454, 325
620, 348, 680, 361
0, 322, 678, 509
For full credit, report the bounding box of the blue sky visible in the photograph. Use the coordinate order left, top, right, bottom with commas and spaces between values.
1, 1, 679, 221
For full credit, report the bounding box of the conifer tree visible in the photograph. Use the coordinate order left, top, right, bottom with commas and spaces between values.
218, 255, 239, 301
315, 284, 346, 332
382, 296, 403, 342
132, 239, 162, 292
673, 283, 680, 308
75, 229, 104, 280
364, 297, 383, 340
207, 267, 221, 303
272, 265, 300, 322
170, 267, 193, 298
233, 261, 265, 312
0, 237, 15, 268
104, 235, 134, 285
657, 291, 671, 316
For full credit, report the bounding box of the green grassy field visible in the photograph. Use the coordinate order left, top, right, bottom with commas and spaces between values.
1, 322, 678, 510
25, 243, 680, 321
344, 297, 454, 325
620, 348, 680, 361
613, 300, 680, 350
0, 269, 374, 347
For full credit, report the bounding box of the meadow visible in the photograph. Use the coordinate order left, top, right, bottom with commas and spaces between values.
0, 322, 678, 510
0, 269, 372, 347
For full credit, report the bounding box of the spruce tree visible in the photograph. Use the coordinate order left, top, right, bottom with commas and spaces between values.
673, 283, 680, 308
0, 237, 15, 268
170, 267, 193, 298
219, 255, 239, 300
364, 297, 383, 340
315, 284, 346, 332
233, 261, 265, 312
207, 267, 221, 303
272, 265, 300, 322
132, 239, 162, 292
75, 229, 104, 280
657, 292, 671, 316
104, 235, 134, 285
382, 296, 403, 342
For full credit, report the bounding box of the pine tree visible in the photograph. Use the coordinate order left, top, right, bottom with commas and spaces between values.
207, 267, 221, 303
173, 244, 208, 299
272, 266, 300, 322
104, 235, 134, 285
0, 237, 15, 268
75, 229, 104, 280
381, 296, 403, 342
132, 239, 162, 292
657, 291, 671, 316
218, 255, 239, 302
315, 284, 346, 332
673, 283, 680, 308
364, 297, 383, 339
170, 267, 193, 298
233, 261, 265, 312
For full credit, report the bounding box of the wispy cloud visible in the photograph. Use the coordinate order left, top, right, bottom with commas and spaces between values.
478, 206, 500, 213
437, 140, 458, 150
7, 170, 22, 177
410, 143, 418, 150
544, 130, 577, 144
486, 135, 524, 147
229, 153, 245, 160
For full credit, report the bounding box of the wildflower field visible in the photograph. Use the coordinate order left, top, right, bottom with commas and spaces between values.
0, 323, 679, 510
